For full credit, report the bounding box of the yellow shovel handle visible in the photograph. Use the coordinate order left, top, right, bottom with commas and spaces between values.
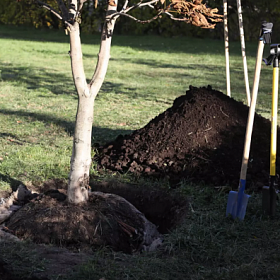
270, 65, 279, 176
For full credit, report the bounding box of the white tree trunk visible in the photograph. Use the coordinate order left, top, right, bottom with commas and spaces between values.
223, 0, 231, 97
67, 95, 94, 203
67, 3, 118, 204
237, 0, 250, 105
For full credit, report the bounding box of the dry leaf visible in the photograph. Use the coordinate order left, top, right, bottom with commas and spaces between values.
108, 0, 117, 6
116, 122, 127, 126
167, 0, 223, 29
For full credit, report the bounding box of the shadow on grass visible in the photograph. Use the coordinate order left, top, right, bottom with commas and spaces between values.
0, 108, 75, 134
0, 25, 259, 56
0, 132, 30, 146
1, 63, 132, 98
0, 109, 132, 144
0, 63, 75, 96
0, 173, 23, 191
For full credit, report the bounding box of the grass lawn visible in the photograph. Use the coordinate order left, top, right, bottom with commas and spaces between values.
1, 25, 280, 280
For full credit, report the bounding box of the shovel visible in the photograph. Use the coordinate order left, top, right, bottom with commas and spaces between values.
262, 44, 280, 216
226, 22, 273, 220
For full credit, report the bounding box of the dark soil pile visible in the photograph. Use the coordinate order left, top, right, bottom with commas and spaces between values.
96, 86, 278, 191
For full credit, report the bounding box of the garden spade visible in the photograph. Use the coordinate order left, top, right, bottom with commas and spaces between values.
262, 43, 280, 216
226, 22, 273, 220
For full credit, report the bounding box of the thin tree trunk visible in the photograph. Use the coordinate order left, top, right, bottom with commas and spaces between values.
237, 0, 250, 105
67, 2, 118, 204
67, 21, 92, 203
223, 0, 231, 97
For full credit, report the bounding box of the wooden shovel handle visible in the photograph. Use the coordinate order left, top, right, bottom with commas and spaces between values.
240, 40, 264, 181
223, 0, 231, 97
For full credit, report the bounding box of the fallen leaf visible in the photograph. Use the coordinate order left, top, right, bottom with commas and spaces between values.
108, 0, 117, 6
116, 122, 127, 126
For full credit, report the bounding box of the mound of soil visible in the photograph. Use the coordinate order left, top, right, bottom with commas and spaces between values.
96, 86, 278, 190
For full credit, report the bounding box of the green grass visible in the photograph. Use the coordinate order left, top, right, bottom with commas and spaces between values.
68, 184, 280, 280
0, 25, 275, 186
1, 25, 280, 280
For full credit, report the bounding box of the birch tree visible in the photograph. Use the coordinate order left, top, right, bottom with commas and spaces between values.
35, 0, 222, 204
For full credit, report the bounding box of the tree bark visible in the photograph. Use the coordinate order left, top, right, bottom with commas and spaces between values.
67, 2, 118, 203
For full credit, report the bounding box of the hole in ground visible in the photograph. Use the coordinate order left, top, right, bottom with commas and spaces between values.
90, 179, 188, 234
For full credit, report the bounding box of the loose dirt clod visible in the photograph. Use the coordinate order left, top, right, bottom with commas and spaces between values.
96, 86, 277, 191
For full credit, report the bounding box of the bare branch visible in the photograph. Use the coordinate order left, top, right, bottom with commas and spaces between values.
77, 0, 88, 13
56, 0, 69, 20
68, 0, 78, 23
35, 0, 63, 20
117, 0, 223, 29
121, 0, 130, 11
123, 0, 159, 14
35, 0, 73, 29
164, 11, 189, 21
112, 10, 164, 23
108, 0, 160, 22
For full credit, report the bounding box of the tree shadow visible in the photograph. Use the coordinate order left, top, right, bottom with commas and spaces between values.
0, 109, 132, 144
0, 132, 30, 145
0, 63, 75, 96
98, 80, 137, 95
0, 108, 75, 134
1, 63, 135, 99
1, 25, 259, 56
0, 173, 23, 191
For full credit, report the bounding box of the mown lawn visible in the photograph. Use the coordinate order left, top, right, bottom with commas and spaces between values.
1, 25, 280, 280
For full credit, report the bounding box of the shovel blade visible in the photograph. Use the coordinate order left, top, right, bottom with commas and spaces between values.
226, 191, 250, 220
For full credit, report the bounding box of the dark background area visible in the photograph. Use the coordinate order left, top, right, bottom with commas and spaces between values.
1, 0, 280, 41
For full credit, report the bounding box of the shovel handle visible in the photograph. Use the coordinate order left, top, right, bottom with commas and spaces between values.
270, 60, 279, 176
240, 40, 265, 181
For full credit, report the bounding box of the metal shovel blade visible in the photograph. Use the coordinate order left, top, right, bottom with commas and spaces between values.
226, 190, 250, 220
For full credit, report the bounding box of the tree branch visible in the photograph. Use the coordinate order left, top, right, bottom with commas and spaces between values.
113, 0, 223, 29
56, 0, 69, 20
77, 0, 88, 13
124, 0, 159, 14
35, 0, 73, 29
36, 0, 63, 20
164, 11, 189, 21
111, 11, 164, 24
68, 0, 78, 23
121, 0, 130, 11
109, 0, 160, 22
